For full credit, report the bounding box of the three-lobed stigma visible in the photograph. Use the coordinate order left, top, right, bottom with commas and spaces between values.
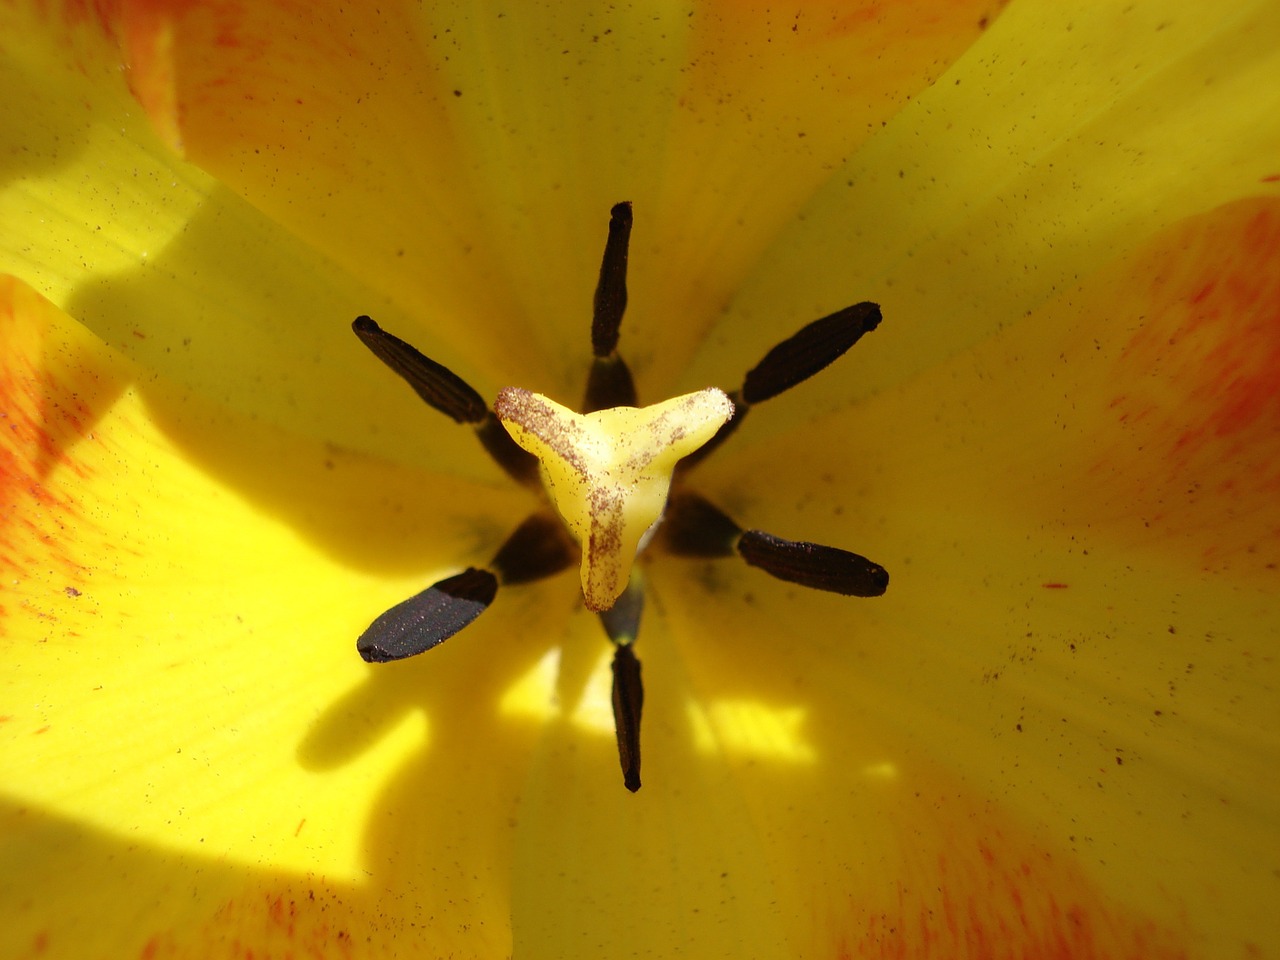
494, 386, 733, 612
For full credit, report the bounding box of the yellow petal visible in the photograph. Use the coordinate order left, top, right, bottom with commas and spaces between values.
3, 0, 1277, 956
506, 596, 1193, 957
0, 278, 547, 956
495, 387, 732, 610
106, 0, 1002, 397
0, 3, 505, 477
106, 0, 572, 388
641, 0, 1005, 388
685, 0, 1280, 435
701, 198, 1280, 953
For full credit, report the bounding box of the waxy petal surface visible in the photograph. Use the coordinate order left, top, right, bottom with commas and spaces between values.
1, 0, 1277, 957
0, 279, 551, 958
107, 0, 1003, 398
0, 1, 503, 476
699, 198, 1280, 955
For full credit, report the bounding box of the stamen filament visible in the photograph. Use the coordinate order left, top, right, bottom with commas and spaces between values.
661, 492, 888, 596
353, 316, 488, 423
611, 644, 644, 793
591, 202, 632, 357
742, 301, 881, 404
680, 301, 881, 469
600, 573, 645, 792
490, 512, 578, 585
356, 567, 497, 662
585, 201, 637, 411
354, 316, 538, 484
357, 514, 576, 663
659, 491, 743, 557
737, 530, 889, 597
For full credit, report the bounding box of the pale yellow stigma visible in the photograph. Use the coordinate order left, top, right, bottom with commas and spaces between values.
495, 387, 734, 611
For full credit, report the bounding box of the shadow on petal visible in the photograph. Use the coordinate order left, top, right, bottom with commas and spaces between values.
62, 184, 518, 480
0, 794, 518, 959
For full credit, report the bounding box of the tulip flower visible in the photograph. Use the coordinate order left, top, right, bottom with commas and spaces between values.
2, 1, 1277, 958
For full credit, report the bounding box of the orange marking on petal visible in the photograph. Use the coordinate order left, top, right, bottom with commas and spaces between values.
32, 0, 118, 36
638, 0, 1010, 384
832, 790, 1190, 959
1094, 201, 1280, 574
105, 0, 513, 368
978, 199, 1280, 579
0, 289, 100, 593
200, 885, 358, 960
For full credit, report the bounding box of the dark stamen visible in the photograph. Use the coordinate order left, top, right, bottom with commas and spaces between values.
357, 567, 498, 662
476, 413, 542, 486
491, 512, 578, 585
600, 575, 644, 792
737, 530, 888, 597
584, 202, 637, 411
355, 316, 539, 485
679, 301, 881, 469
592, 202, 632, 357
660, 492, 887, 597
611, 644, 644, 792
599, 573, 645, 646
742, 301, 881, 404
583, 355, 637, 413
353, 316, 488, 423
659, 492, 743, 557
359, 514, 574, 663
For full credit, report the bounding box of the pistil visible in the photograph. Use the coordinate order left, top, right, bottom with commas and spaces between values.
494, 386, 734, 611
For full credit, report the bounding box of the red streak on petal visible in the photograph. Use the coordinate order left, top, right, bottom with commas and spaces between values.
1042, 582, 1069, 589
0, 370, 90, 590
267, 894, 295, 936
809, 745, 1197, 960
47, 0, 198, 44
0, 282, 117, 621
1125, 207, 1280, 461
1072, 199, 1280, 576
119, 885, 363, 958
1260, 174, 1280, 183
835, 807, 1190, 959
1188, 281, 1215, 304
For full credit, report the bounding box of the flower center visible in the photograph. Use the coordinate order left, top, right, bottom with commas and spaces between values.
351, 202, 887, 793
494, 386, 734, 611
